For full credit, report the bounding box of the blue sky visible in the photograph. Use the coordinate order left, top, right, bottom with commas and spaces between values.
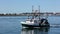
0, 0, 60, 13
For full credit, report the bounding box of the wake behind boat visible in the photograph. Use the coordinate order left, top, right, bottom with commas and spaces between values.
21, 6, 50, 28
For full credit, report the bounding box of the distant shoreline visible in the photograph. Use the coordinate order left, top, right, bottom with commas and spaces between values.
0, 12, 60, 16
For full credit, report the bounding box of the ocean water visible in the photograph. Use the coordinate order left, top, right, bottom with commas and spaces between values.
0, 16, 60, 34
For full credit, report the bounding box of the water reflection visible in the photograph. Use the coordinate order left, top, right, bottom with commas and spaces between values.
21, 27, 50, 34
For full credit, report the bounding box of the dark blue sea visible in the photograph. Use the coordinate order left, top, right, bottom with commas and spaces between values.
0, 16, 60, 34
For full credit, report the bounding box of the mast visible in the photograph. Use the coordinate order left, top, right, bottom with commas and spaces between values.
32, 5, 34, 19
32, 5, 34, 13
38, 5, 40, 20
32, 5, 40, 19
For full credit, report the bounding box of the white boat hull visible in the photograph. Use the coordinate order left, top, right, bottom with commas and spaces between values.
21, 22, 50, 27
